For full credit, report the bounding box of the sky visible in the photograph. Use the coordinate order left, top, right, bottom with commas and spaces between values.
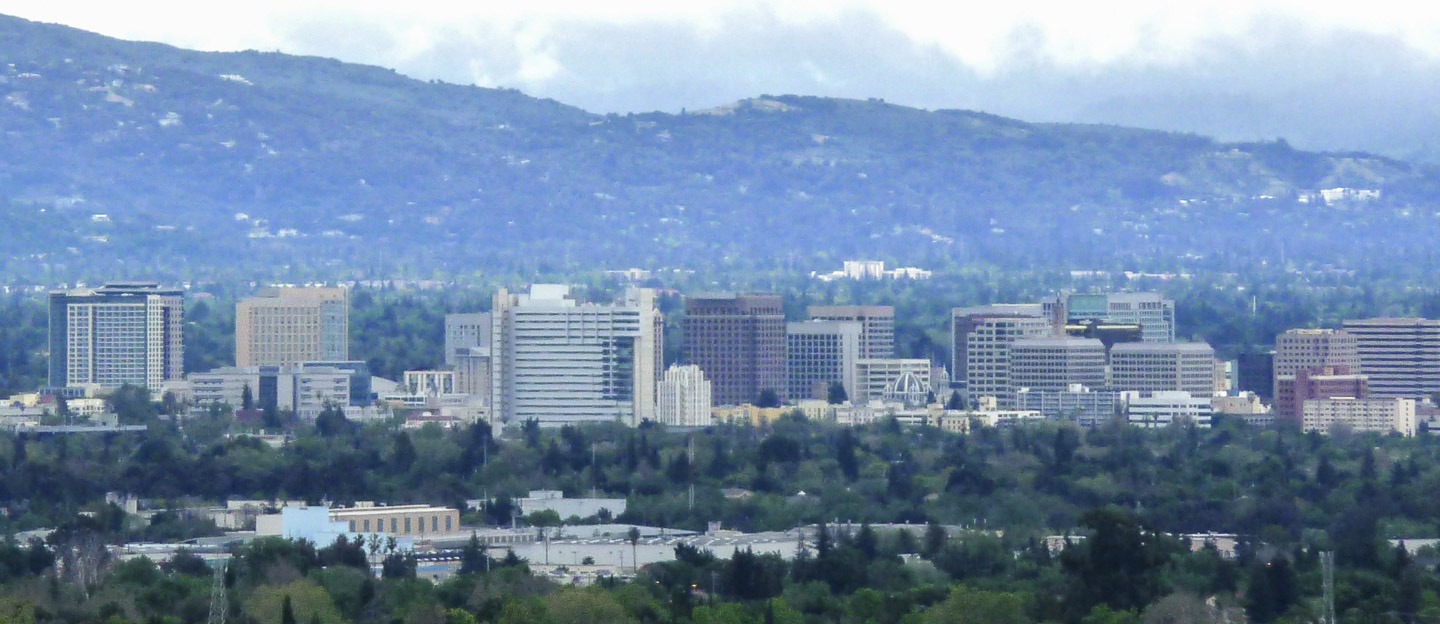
8, 1, 1440, 157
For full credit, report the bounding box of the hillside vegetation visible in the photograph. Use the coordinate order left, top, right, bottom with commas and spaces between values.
1, 14, 1438, 284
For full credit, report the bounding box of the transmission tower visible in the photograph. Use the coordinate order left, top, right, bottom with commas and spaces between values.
1320, 551, 1336, 624
207, 561, 228, 624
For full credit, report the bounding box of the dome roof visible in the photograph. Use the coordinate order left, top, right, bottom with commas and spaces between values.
887, 372, 929, 396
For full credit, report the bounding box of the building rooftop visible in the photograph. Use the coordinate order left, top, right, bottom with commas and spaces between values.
1111, 341, 1214, 353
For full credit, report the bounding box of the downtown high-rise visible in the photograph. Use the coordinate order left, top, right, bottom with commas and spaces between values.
48, 282, 184, 392
684, 294, 786, 406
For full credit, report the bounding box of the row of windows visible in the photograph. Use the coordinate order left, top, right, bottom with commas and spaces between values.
346, 514, 454, 534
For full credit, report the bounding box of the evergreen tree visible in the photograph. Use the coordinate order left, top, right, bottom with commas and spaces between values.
281, 594, 297, 624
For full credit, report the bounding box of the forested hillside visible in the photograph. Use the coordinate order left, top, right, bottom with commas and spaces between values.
2, 14, 1439, 285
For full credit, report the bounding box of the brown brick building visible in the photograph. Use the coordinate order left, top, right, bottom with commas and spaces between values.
684, 294, 786, 406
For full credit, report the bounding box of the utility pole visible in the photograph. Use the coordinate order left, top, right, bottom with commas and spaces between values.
1321, 551, 1336, 624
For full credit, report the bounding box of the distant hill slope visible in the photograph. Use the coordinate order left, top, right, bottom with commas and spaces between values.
1, 14, 1437, 284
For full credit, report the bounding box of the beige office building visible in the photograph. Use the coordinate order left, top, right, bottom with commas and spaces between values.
1109, 342, 1216, 395
1302, 397, 1416, 437
1008, 337, 1107, 393
236, 287, 349, 367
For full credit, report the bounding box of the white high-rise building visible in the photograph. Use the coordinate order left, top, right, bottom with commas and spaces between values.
657, 365, 713, 427
491, 285, 662, 427
786, 320, 862, 402
48, 282, 184, 393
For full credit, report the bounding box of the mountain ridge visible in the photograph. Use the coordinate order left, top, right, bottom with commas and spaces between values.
0, 13, 1436, 284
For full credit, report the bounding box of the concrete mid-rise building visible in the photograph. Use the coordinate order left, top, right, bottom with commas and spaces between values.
1273, 329, 1360, 402
444, 313, 491, 366
1302, 397, 1417, 437
684, 294, 786, 406
951, 306, 1054, 406
657, 364, 713, 427
807, 305, 895, 359
189, 364, 354, 420
1109, 342, 1216, 395
491, 285, 662, 427
1341, 318, 1440, 400
48, 282, 184, 393
1008, 337, 1107, 394
453, 348, 492, 400
236, 287, 349, 367
786, 320, 861, 402
1015, 385, 1123, 427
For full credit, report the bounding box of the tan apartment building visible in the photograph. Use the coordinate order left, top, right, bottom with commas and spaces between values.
236, 287, 349, 367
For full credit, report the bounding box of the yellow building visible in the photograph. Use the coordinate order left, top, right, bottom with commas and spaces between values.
711, 404, 792, 426
330, 504, 460, 537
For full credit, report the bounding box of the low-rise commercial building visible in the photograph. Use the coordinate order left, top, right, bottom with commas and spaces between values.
1302, 397, 1417, 436
517, 490, 627, 521
1125, 391, 1213, 428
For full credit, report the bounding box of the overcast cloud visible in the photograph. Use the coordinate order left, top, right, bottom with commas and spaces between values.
8, 2, 1440, 158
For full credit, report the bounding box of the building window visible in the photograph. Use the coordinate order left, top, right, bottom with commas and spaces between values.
432, 516, 439, 532
404, 517, 411, 534
364, 519, 370, 532
445, 516, 453, 532
390, 518, 397, 533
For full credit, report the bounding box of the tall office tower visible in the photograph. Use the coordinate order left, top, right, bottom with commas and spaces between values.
684, 294, 786, 406
491, 285, 661, 426
1273, 329, 1361, 401
951, 306, 1053, 405
1008, 337, 1107, 393
807, 305, 895, 359
48, 282, 184, 393
786, 320, 862, 401
444, 313, 491, 366
236, 287, 349, 367
1275, 365, 1368, 424
1045, 292, 1176, 343
1341, 318, 1440, 399
1109, 342, 1216, 395
657, 364, 713, 427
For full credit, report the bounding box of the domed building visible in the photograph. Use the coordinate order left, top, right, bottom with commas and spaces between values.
883, 371, 932, 407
